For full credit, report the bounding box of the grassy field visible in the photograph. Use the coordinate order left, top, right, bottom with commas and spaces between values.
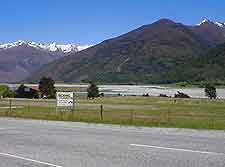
0, 96, 225, 130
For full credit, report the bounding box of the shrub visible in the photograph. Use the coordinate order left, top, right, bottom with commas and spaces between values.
142, 93, 149, 97
159, 94, 168, 97
99, 93, 104, 97
205, 83, 217, 99
87, 82, 99, 99
174, 91, 190, 98
0, 85, 15, 98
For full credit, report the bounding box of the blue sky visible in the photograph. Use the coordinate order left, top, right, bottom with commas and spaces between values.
0, 0, 224, 45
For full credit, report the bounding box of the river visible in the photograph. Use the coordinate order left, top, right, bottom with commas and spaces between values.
4, 83, 225, 99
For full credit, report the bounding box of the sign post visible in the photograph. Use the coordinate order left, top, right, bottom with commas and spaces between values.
72, 92, 76, 112
56, 92, 76, 113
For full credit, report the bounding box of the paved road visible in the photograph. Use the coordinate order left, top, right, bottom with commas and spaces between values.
0, 118, 224, 167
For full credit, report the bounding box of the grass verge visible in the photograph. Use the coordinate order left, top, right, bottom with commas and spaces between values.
0, 96, 224, 130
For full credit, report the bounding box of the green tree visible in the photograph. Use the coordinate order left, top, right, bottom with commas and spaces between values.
205, 83, 217, 99
87, 82, 99, 99
0, 85, 15, 98
39, 77, 56, 99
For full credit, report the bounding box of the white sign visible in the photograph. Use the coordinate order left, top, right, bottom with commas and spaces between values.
57, 92, 74, 107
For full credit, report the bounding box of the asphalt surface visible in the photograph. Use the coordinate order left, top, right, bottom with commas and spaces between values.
0, 118, 224, 167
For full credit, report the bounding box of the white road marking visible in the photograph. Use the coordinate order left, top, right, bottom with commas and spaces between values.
0, 152, 63, 167
130, 144, 225, 156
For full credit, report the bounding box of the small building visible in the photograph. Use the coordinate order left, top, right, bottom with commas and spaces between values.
16, 85, 40, 99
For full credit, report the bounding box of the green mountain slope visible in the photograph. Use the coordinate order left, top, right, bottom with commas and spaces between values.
186, 43, 225, 82
27, 19, 225, 84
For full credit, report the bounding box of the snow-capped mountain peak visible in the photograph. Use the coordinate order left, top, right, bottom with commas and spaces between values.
215, 21, 225, 28
197, 18, 213, 26
0, 40, 91, 53
197, 19, 225, 28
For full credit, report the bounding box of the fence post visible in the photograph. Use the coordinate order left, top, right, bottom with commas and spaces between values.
72, 92, 76, 120
100, 105, 103, 121
211, 118, 214, 129
9, 99, 12, 113
60, 110, 63, 121
158, 112, 161, 127
28, 103, 30, 113
130, 110, 134, 124
167, 110, 170, 124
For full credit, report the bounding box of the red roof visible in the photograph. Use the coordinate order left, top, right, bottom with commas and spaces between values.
29, 86, 40, 91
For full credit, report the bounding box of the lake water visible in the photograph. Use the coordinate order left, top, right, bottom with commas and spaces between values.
5, 83, 225, 99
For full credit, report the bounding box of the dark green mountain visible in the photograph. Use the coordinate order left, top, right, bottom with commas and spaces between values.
185, 43, 225, 82
27, 19, 225, 84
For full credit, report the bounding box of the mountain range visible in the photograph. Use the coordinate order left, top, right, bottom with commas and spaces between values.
0, 40, 90, 53
26, 18, 225, 84
0, 41, 91, 82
